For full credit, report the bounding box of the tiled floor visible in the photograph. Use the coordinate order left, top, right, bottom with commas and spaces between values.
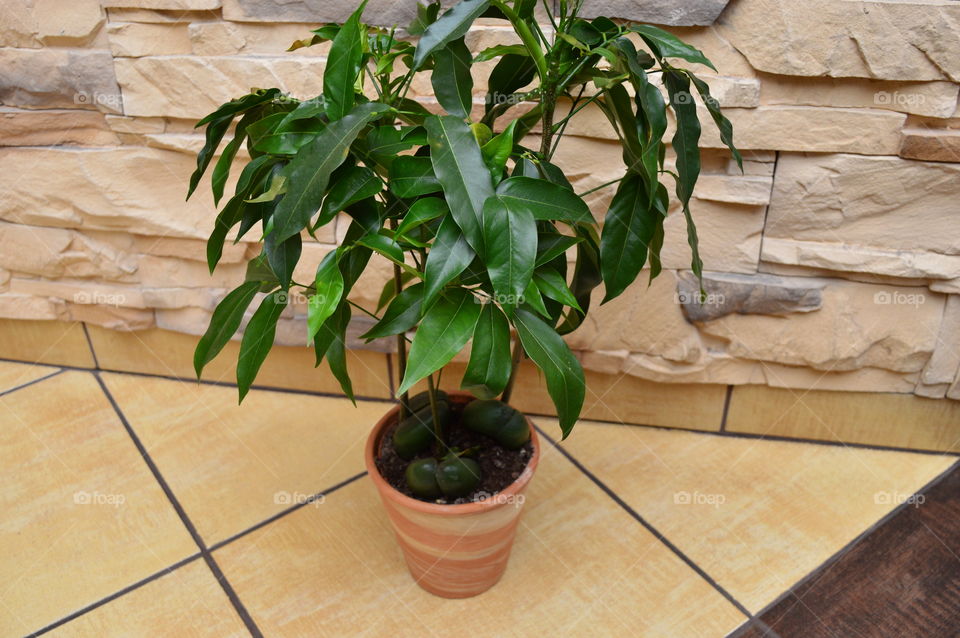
1, 330, 959, 636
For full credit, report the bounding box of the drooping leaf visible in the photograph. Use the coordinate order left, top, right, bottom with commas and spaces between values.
313, 300, 348, 367
263, 229, 301, 290
397, 287, 482, 396
272, 102, 390, 244
513, 308, 585, 438
237, 291, 288, 401
664, 71, 704, 280
494, 176, 593, 225
600, 174, 656, 302
211, 109, 257, 205
307, 250, 344, 342
522, 278, 549, 317
648, 183, 669, 283
324, 3, 367, 121
630, 24, 716, 71
688, 73, 742, 172
412, 0, 491, 69
394, 197, 449, 238
556, 225, 602, 335
474, 44, 528, 62
431, 38, 474, 118
461, 302, 511, 399
357, 232, 405, 264
361, 282, 424, 341
480, 120, 517, 184
316, 166, 382, 228
206, 155, 277, 273
324, 305, 355, 404
481, 186, 538, 312
248, 113, 325, 155
483, 53, 537, 117
408, 1, 441, 36
423, 214, 475, 309
389, 156, 442, 198
534, 268, 582, 311
536, 232, 581, 266
425, 115, 494, 253
193, 281, 260, 378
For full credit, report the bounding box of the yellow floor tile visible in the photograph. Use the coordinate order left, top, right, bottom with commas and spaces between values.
727, 385, 960, 452
558, 419, 957, 613
47, 560, 248, 638
86, 325, 393, 399
396, 359, 726, 432
101, 372, 396, 546
0, 372, 197, 636
0, 318, 95, 368
213, 443, 747, 637
0, 359, 58, 394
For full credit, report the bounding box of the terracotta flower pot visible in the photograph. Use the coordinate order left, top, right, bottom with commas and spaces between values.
364, 392, 541, 598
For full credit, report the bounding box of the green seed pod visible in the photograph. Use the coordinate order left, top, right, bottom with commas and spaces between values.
406, 389, 449, 414
405, 458, 441, 499
392, 401, 451, 459
461, 399, 531, 449
436, 454, 482, 498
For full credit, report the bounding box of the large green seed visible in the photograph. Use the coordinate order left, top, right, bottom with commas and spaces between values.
461, 399, 530, 449
392, 401, 450, 459
406, 389, 449, 414
405, 458, 441, 499
436, 455, 482, 498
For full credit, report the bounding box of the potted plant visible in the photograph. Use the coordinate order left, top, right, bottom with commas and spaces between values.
187, 0, 740, 598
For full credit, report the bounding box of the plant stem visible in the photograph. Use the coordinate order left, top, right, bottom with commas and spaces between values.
388, 218, 410, 420
577, 176, 624, 198
500, 338, 525, 404
426, 373, 444, 456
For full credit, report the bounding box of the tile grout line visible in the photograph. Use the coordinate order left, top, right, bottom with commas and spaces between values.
25, 554, 204, 637
0, 368, 65, 399
91, 371, 265, 638
533, 425, 756, 620
740, 457, 960, 629
720, 385, 733, 433
80, 322, 100, 370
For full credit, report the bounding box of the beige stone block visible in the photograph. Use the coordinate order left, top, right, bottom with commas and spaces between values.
106, 21, 191, 57
63, 302, 155, 331
0, 48, 122, 113
0, 108, 120, 146
920, 295, 960, 386
761, 75, 960, 119
7, 277, 216, 310
693, 175, 772, 206
115, 56, 325, 119
101, 0, 220, 8
105, 7, 208, 22
188, 21, 329, 56
0, 292, 63, 320
664, 27, 757, 78
900, 128, 960, 163
698, 75, 760, 108
727, 385, 960, 452
699, 280, 945, 374
0, 317, 95, 367
0, 222, 138, 280
0, 0, 104, 47
717, 0, 960, 82
661, 200, 766, 274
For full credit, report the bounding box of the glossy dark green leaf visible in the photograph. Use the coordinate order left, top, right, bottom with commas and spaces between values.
237, 291, 287, 401
277, 97, 324, 129
494, 176, 593, 225
431, 38, 473, 118
600, 174, 656, 302
344, 196, 384, 236
324, 305, 355, 404
397, 287, 482, 396
536, 232, 581, 266
364, 125, 421, 167
648, 183, 668, 283
604, 84, 644, 165
425, 115, 494, 253
480, 120, 516, 184
389, 156, 442, 198
689, 73, 742, 172
361, 282, 424, 341
206, 156, 276, 273
483, 53, 536, 116
664, 71, 704, 279
407, 1, 440, 36
423, 215, 475, 309
313, 300, 348, 367
357, 233, 405, 264
307, 250, 344, 342
193, 281, 260, 378
394, 197, 449, 238
211, 110, 257, 205
316, 166, 382, 228
513, 308, 585, 438
264, 229, 301, 290
556, 225, 601, 335
324, 3, 366, 121
412, 0, 491, 69
630, 24, 716, 71
461, 303, 511, 399
272, 102, 390, 244
248, 113, 325, 155
522, 278, 549, 318
474, 44, 527, 62
534, 268, 582, 311
481, 186, 538, 310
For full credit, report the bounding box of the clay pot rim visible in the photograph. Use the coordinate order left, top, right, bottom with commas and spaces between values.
364, 391, 541, 517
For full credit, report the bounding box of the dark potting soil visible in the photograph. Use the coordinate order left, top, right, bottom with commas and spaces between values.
375, 401, 534, 505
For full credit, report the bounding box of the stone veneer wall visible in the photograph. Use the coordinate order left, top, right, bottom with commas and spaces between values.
0, 0, 958, 400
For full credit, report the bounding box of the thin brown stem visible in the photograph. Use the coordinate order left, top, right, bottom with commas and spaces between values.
426, 374, 444, 456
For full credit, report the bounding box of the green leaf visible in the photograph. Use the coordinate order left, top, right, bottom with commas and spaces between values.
264, 230, 301, 290
536, 232, 581, 266
307, 251, 344, 342
364, 125, 421, 167
313, 300, 348, 367
397, 287, 482, 396
513, 308, 585, 438
412, 0, 491, 69
423, 214, 475, 308
193, 281, 260, 378
389, 156, 442, 198
461, 302, 511, 399
432, 38, 473, 118
206, 156, 276, 272
630, 24, 716, 71
522, 278, 549, 317
272, 102, 390, 244
357, 233, 405, 264
600, 174, 656, 302
481, 185, 538, 311
689, 73, 743, 172
483, 53, 536, 117
425, 115, 494, 253
316, 166, 382, 228
664, 71, 704, 279
211, 110, 256, 205
481, 120, 517, 184
534, 268, 582, 311
237, 291, 288, 401
325, 306, 355, 404
556, 225, 602, 335
494, 176, 593, 225
360, 282, 424, 341
245, 173, 286, 203
603, 84, 644, 165
394, 197, 449, 238
648, 183, 668, 283
324, 3, 367, 121
474, 44, 528, 62
248, 114, 325, 155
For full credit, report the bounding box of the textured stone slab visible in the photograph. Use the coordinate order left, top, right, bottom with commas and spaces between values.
676, 271, 824, 322
0, 0, 104, 47
0, 108, 119, 146
0, 48, 122, 113
106, 22, 192, 57
579, 0, 732, 26
900, 129, 960, 163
